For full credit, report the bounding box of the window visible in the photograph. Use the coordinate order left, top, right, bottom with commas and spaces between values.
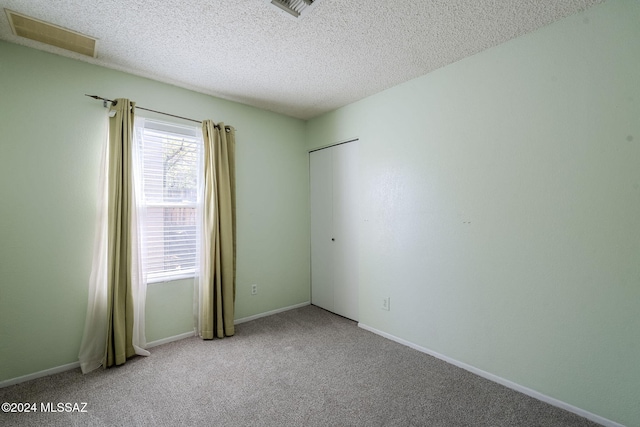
135, 119, 202, 283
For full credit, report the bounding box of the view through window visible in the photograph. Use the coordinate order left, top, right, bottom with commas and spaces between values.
135, 119, 202, 283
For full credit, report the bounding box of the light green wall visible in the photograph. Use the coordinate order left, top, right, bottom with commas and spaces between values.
0, 41, 310, 382
307, 1, 640, 426
145, 279, 194, 343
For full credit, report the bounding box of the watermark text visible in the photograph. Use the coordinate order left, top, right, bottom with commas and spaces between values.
2, 402, 88, 413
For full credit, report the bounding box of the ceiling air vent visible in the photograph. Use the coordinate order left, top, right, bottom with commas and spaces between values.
5, 9, 97, 57
268, 0, 321, 18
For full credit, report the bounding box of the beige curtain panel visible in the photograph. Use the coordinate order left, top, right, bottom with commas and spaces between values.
105, 98, 138, 366
78, 98, 149, 373
200, 120, 237, 339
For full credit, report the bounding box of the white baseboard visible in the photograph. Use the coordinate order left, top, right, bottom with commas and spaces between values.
1, 302, 311, 389
234, 301, 310, 324
358, 323, 623, 427
146, 330, 197, 348
149, 301, 312, 345
0, 361, 81, 389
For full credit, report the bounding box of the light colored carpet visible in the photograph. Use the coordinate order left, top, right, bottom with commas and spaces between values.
0, 305, 599, 426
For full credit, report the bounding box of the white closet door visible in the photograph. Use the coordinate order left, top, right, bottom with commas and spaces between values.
331, 142, 359, 321
310, 148, 334, 312
310, 141, 359, 321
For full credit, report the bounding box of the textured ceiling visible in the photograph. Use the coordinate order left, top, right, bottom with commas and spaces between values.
0, 0, 604, 120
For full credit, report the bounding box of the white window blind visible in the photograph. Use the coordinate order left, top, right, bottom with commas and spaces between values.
135, 119, 202, 283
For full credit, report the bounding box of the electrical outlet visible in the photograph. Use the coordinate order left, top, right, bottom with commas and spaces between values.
251, 284, 258, 295
382, 297, 390, 311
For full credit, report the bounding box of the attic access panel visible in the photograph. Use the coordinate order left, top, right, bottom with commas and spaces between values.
5, 9, 97, 57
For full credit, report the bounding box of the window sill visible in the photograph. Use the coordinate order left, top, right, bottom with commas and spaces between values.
146, 271, 196, 285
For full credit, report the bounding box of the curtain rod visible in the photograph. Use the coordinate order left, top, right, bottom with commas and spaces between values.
85, 94, 233, 131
